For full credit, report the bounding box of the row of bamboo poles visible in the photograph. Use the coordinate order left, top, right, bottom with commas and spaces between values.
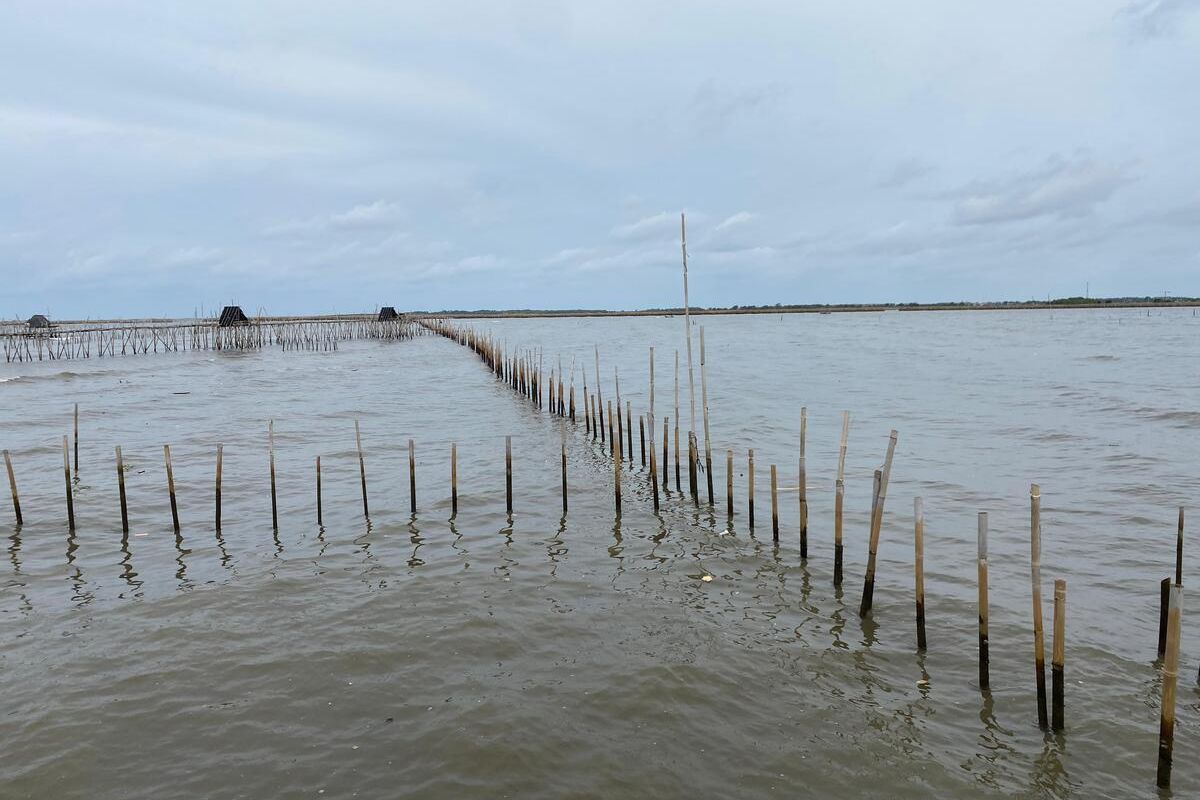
416, 316, 1189, 790
1, 317, 427, 362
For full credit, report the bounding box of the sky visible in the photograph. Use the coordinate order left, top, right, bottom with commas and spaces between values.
2, 1, 1199, 317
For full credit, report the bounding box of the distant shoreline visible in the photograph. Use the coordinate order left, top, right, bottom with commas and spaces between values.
17, 298, 1200, 326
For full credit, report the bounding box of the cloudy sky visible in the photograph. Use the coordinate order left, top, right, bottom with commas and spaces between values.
2, 1, 1198, 317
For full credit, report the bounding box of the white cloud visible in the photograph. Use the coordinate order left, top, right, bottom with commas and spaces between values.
610, 212, 679, 241
951, 155, 1137, 226
714, 211, 754, 231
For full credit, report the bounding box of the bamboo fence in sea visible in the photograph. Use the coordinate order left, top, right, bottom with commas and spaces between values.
1, 316, 425, 363
2, 313, 1189, 789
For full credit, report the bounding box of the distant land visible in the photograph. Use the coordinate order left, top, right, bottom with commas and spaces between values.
13, 296, 1200, 325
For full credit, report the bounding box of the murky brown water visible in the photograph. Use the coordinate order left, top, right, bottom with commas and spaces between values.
1, 308, 1198, 798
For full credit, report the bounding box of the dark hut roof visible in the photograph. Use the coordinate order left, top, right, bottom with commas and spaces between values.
27, 314, 50, 328
377, 306, 399, 321
218, 306, 249, 327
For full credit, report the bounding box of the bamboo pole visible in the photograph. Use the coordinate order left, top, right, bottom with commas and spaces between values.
3, 449, 21, 525
639, 415, 646, 467
595, 345, 604, 442
1051, 579, 1066, 731
699, 327, 713, 505
355, 420, 368, 517
408, 438, 417, 514
1159, 577, 1170, 658
505, 436, 513, 515
978, 511, 990, 691
615, 369, 624, 460
859, 430, 898, 617
748, 448, 755, 530
269, 420, 278, 531
608, 400, 615, 458
688, 433, 698, 506
681, 213, 697, 444
63, 436, 75, 531
164, 444, 180, 534
1157, 585, 1182, 788
116, 445, 128, 534
215, 444, 223, 532
1030, 484, 1049, 729
799, 406, 808, 560
626, 401, 633, 466
1176, 506, 1184, 586
914, 497, 927, 651
316, 455, 323, 526
835, 411, 850, 586
649, 427, 660, 512
561, 440, 568, 515
674, 351, 681, 492
73, 402, 79, 479
451, 443, 458, 518
726, 449, 733, 520
613, 415, 622, 514
770, 464, 779, 542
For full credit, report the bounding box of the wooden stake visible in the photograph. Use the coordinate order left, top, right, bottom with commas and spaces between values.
1051, 578, 1066, 731
748, 448, 755, 530
770, 464, 779, 542
662, 417, 669, 490
505, 436, 513, 515
63, 436, 75, 531
164, 444, 179, 534
73, 402, 79, 479
3, 449, 21, 525
835, 411, 849, 586
1159, 577, 1170, 658
674, 351, 681, 492
859, 430, 898, 617
700, 326, 713, 506
408, 438, 417, 514
1030, 484, 1049, 729
355, 419, 368, 517
799, 406, 808, 559
915, 497, 927, 651
726, 449, 733, 520
316, 455, 323, 526
649, 428, 660, 512
688, 433, 698, 506
613, 416, 622, 515
616, 372, 624, 460
1157, 585, 1182, 788
116, 445, 128, 534
978, 511, 990, 691
1176, 506, 1184, 586
215, 444, 223, 532
268, 420, 278, 531
626, 401, 633, 465
639, 415, 646, 467
608, 400, 615, 459
561, 440, 568, 514
451, 443, 458, 518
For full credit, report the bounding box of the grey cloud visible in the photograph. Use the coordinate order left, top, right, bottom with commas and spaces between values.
951, 155, 1137, 226
878, 158, 937, 189
610, 212, 680, 242
1119, 0, 1200, 38
690, 79, 786, 133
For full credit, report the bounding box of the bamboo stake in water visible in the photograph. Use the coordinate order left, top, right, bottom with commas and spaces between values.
164, 444, 180, 534
269, 420, 278, 531
560, 440, 568, 515
608, 400, 616, 458
649, 428, 660, 512
662, 418, 669, 491
915, 497, 927, 651
355, 420, 368, 517
116, 445, 128, 534
799, 406, 808, 560
835, 411, 850, 586
1051, 578, 1066, 731
978, 511, 990, 691
1157, 585, 1182, 788
674, 351, 681, 492
3, 449, 21, 525
1030, 484, 1049, 729
639, 415, 646, 467
1159, 577, 1171, 658
215, 444, 223, 532
316, 455, 323, 526
613, 416, 622, 514
1176, 506, 1184, 586
688, 432, 698, 506
681, 213, 697, 443
748, 449, 755, 530
626, 401, 634, 466
700, 326, 713, 506
726, 449, 734, 520
408, 438, 416, 514
63, 436, 75, 531
770, 465, 779, 542
451, 443, 458, 518
73, 402, 79, 479
505, 436, 513, 515
615, 369, 624, 460
859, 430, 898, 617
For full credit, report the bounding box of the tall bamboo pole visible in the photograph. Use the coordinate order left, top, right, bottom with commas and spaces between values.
164, 444, 180, 534
674, 351, 681, 492
978, 511, 990, 691
1030, 484, 1049, 728
215, 444, 223, 532
859, 430, 898, 617
3, 450, 21, 525
1157, 585, 1182, 788
63, 436, 74, 531
268, 420, 278, 531
355, 420, 368, 517
700, 326, 713, 505
914, 497, 927, 650
1051, 579, 1066, 731
116, 445, 128, 534
799, 406, 808, 560
835, 411, 850, 586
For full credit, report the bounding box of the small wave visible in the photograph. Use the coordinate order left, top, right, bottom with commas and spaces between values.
1151, 410, 1200, 427
1085, 354, 1119, 362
